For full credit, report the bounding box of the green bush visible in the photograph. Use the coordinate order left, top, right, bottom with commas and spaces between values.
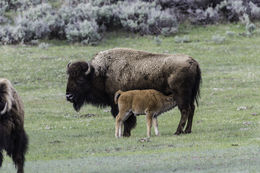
0, 0, 259, 45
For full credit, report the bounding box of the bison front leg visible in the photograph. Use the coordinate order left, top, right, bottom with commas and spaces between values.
11, 129, 28, 173
123, 113, 136, 137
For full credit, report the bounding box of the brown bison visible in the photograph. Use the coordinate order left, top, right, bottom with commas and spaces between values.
66, 48, 201, 136
114, 89, 177, 138
0, 78, 28, 173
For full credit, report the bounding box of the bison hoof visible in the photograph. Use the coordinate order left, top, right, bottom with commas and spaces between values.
174, 130, 184, 135
123, 131, 131, 137
184, 130, 191, 134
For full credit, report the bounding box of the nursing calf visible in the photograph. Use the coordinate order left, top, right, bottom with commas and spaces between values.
114, 89, 177, 138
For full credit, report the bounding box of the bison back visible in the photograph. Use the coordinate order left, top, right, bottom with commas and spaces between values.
92, 48, 197, 96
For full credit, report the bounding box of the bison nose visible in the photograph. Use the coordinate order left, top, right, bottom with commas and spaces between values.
66, 93, 74, 101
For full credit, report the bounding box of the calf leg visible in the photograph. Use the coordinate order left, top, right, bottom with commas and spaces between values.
115, 115, 121, 138
146, 113, 153, 138
152, 117, 160, 136
111, 103, 136, 137
115, 112, 127, 138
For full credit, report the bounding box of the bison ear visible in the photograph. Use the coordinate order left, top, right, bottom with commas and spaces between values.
67, 62, 71, 69
85, 62, 93, 76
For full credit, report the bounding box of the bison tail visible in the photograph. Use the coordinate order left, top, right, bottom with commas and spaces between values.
192, 64, 202, 106
114, 90, 123, 104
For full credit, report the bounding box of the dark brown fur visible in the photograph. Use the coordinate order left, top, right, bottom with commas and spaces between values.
0, 78, 28, 173
66, 48, 201, 136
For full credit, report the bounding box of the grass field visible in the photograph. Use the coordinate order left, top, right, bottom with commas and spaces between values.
0, 23, 260, 173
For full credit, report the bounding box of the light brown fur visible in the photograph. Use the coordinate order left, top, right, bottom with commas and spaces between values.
114, 89, 177, 138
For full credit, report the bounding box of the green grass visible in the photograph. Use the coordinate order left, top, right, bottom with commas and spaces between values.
0, 23, 260, 173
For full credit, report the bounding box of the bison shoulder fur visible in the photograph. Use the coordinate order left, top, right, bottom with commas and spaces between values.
0, 78, 28, 173
114, 89, 177, 138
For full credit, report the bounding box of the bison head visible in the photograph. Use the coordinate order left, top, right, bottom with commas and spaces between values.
66, 61, 93, 112
0, 78, 13, 115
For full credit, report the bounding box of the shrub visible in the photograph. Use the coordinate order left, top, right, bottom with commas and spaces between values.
38, 42, 50, 49
174, 35, 190, 43
0, 1, 8, 15
212, 35, 225, 44
154, 36, 162, 46
118, 0, 178, 35
58, 3, 101, 43
226, 31, 236, 37
0, 3, 61, 44
246, 23, 256, 34
65, 20, 101, 43
190, 7, 220, 24
0, 1, 8, 24
249, 2, 260, 20
2, 0, 42, 11
148, 8, 178, 35
1, 0, 260, 45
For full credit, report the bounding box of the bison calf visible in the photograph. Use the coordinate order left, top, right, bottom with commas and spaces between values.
114, 89, 177, 138
0, 78, 28, 173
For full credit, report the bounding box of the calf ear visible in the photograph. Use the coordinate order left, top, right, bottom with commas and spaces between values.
85, 62, 93, 76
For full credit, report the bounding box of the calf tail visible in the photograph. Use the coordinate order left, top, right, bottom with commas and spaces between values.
114, 90, 123, 104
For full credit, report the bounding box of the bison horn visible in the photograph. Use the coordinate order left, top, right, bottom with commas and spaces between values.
67, 62, 71, 69
85, 62, 92, 76
0, 103, 8, 115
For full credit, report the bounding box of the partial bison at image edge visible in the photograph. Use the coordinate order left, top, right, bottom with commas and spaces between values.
66, 48, 201, 136
0, 78, 28, 173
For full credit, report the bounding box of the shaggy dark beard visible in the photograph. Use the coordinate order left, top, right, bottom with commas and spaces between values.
72, 90, 109, 112
72, 95, 85, 112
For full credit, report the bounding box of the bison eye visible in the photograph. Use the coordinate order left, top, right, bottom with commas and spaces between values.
77, 77, 85, 84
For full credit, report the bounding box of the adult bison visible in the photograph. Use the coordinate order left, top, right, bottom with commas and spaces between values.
0, 78, 28, 173
66, 48, 201, 136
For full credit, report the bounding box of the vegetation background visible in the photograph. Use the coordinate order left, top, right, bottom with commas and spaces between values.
0, 0, 260, 172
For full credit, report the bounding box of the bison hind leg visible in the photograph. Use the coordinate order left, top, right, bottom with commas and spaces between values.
184, 104, 195, 134
174, 108, 189, 135
11, 129, 28, 173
